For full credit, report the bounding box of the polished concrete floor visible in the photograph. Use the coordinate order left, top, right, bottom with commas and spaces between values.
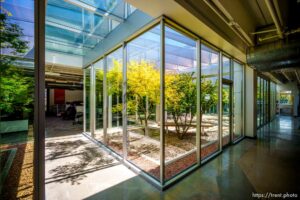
46, 116, 300, 199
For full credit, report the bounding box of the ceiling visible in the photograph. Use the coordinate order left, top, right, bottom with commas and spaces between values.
173, 0, 300, 85
45, 0, 136, 56
45, 64, 83, 90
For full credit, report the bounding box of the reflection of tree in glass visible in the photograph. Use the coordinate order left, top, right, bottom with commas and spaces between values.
222, 86, 230, 113
96, 68, 104, 107
0, 13, 33, 120
200, 79, 218, 121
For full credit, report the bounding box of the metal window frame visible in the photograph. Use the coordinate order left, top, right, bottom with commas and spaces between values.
219, 52, 223, 150
90, 64, 96, 138
122, 42, 128, 159
103, 56, 108, 144
83, 69, 86, 132
160, 18, 166, 185
83, 67, 92, 134
34, 0, 46, 199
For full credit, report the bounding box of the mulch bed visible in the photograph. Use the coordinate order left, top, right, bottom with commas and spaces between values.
1, 142, 34, 200
95, 127, 229, 181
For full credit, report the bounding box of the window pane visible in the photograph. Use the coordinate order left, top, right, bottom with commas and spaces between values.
257, 77, 261, 127
0, 0, 35, 198
233, 61, 243, 140
126, 25, 161, 180
85, 67, 91, 133
222, 56, 230, 79
164, 26, 197, 180
95, 60, 104, 142
106, 48, 123, 155
222, 84, 231, 146
201, 44, 220, 159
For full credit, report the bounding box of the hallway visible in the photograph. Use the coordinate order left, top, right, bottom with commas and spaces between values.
84, 116, 300, 199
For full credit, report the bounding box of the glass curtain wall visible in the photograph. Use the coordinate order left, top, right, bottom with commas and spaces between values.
270, 82, 277, 120
257, 75, 272, 128
264, 80, 269, 124
84, 67, 91, 133
164, 26, 197, 180
82, 20, 246, 187
222, 56, 231, 146
106, 48, 123, 155
233, 61, 243, 140
94, 59, 104, 142
257, 77, 262, 126
222, 56, 231, 79
222, 84, 231, 146
0, 0, 35, 198
126, 25, 161, 180
200, 44, 220, 159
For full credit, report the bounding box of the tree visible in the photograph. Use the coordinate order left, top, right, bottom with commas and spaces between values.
105, 59, 218, 140
0, 13, 33, 120
200, 78, 218, 124
106, 60, 160, 136
127, 61, 160, 136
165, 72, 197, 139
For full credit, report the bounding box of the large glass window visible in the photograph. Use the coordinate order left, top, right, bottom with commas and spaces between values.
126, 25, 161, 180
95, 60, 104, 142
257, 77, 262, 127
84, 67, 91, 133
222, 56, 231, 79
201, 44, 220, 159
270, 82, 277, 119
106, 48, 123, 155
78, 20, 247, 187
256, 76, 271, 128
0, 1, 35, 198
222, 84, 231, 146
164, 26, 197, 180
233, 61, 243, 140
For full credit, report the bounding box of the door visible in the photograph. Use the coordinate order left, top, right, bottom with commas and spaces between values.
222, 83, 232, 147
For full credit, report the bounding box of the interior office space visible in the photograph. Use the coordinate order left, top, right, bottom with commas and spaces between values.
0, 0, 300, 199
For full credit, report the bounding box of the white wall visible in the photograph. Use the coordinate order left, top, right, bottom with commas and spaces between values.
277, 82, 299, 116
244, 66, 257, 138
49, 89, 83, 106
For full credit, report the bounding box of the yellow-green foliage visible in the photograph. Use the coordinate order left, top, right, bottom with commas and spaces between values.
107, 60, 122, 96
127, 61, 160, 105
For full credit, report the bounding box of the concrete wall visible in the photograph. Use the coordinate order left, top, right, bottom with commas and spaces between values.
277, 82, 299, 117
244, 66, 257, 138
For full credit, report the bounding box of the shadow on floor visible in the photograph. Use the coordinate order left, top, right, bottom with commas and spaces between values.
46, 139, 117, 185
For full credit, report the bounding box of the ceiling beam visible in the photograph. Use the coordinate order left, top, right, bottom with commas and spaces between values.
202, 0, 254, 46
64, 0, 124, 23
46, 18, 104, 40
264, 0, 283, 38
295, 70, 300, 84
281, 70, 292, 82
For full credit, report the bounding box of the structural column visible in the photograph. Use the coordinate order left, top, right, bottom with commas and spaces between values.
34, 0, 45, 199
122, 42, 128, 159
160, 18, 165, 185
245, 66, 257, 138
